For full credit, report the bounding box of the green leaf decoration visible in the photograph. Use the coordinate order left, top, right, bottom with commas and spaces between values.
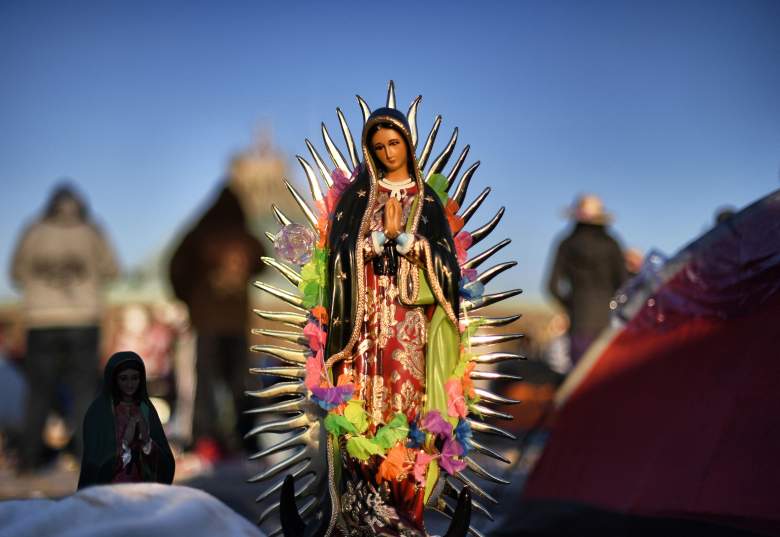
426, 173, 449, 204
373, 413, 410, 449
346, 436, 384, 461
344, 399, 369, 434
324, 413, 357, 436
300, 281, 321, 309
298, 246, 330, 308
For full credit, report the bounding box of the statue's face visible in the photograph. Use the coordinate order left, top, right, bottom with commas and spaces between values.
116, 368, 141, 399
370, 127, 408, 177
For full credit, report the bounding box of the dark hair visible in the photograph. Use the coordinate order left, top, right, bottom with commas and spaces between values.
112, 361, 143, 402
44, 182, 89, 221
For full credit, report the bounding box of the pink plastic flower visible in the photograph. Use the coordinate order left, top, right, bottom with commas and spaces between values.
453, 231, 473, 264
304, 356, 323, 390
303, 321, 327, 353
413, 451, 435, 485
445, 378, 468, 418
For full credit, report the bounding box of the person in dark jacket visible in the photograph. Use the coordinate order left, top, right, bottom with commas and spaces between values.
78, 351, 174, 489
547, 194, 628, 365
168, 185, 264, 455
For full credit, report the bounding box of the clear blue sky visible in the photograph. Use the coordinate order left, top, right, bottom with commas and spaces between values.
1, 0, 778, 303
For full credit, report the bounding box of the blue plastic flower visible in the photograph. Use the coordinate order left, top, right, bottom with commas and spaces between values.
407, 419, 426, 448
454, 418, 473, 456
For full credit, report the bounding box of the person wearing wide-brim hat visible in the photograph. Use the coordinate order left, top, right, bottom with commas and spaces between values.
547, 194, 628, 366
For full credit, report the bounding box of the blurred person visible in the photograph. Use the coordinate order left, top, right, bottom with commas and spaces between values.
11, 183, 119, 472
78, 351, 175, 488
169, 184, 264, 458
547, 194, 627, 365
624, 247, 644, 277
714, 205, 736, 225
543, 312, 572, 376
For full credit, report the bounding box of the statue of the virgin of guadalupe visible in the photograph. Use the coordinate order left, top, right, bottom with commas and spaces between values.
249, 83, 524, 537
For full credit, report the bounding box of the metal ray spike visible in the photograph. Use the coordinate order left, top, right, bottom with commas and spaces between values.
265, 231, 276, 243
244, 396, 306, 416
253, 281, 306, 312
443, 480, 494, 521
246, 380, 306, 399
249, 459, 311, 486
472, 352, 525, 365
407, 95, 421, 148
250, 448, 309, 483
473, 387, 521, 405
336, 107, 360, 169
462, 239, 511, 270
470, 404, 513, 421
468, 419, 517, 441
432, 500, 486, 537
250, 343, 309, 364
386, 80, 396, 109
356, 95, 371, 125
296, 155, 324, 203
445, 145, 470, 190
469, 333, 524, 347
249, 429, 309, 461
460, 187, 490, 226
272, 204, 293, 227
257, 479, 319, 516
460, 314, 522, 328
469, 437, 511, 464
253, 309, 308, 328
305, 139, 333, 187
255, 467, 315, 503
321, 123, 351, 173
453, 471, 498, 504
252, 329, 306, 348
470, 207, 505, 247
469, 370, 523, 382
258, 501, 281, 525
464, 289, 524, 312
425, 127, 458, 179
433, 503, 486, 537
452, 161, 480, 207
258, 496, 316, 526
245, 414, 311, 438
464, 457, 510, 485
284, 180, 318, 228
417, 115, 441, 171
249, 366, 306, 380
261, 256, 302, 286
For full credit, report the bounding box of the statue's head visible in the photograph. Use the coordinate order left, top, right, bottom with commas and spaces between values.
362, 108, 416, 180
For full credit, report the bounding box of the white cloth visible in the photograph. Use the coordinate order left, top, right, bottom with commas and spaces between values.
0, 484, 266, 537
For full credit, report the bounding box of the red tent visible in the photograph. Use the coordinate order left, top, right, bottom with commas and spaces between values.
519, 190, 780, 536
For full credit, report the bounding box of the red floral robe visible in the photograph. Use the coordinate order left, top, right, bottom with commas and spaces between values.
337, 182, 430, 535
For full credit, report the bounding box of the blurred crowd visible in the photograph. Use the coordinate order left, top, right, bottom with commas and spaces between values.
0, 174, 737, 504
0, 179, 266, 485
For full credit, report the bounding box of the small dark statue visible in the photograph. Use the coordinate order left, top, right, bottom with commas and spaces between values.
78, 351, 175, 488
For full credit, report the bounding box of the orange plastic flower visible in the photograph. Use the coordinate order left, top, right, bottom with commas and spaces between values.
336, 372, 353, 386
445, 199, 464, 234
463, 361, 477, 399
311, 305, 328, 325
377, 444, 409, 483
